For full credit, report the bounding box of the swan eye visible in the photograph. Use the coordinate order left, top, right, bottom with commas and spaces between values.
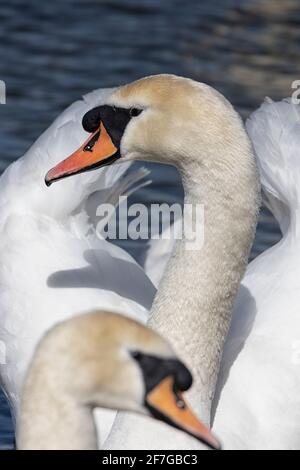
130, 350, 142, 360
130, 108, 142, 118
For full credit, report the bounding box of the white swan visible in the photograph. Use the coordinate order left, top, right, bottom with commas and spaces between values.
5, 74, 298, 450
0, 87, 161, 447
132, 96, 300, 450
128, 96, 300, 450
213, 97, 300, 450
18, 311, 219, 450
46, 74, 260, 449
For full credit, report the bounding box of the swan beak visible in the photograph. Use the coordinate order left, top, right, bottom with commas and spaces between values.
146, 377, 221, 450
45, 122, 119, 186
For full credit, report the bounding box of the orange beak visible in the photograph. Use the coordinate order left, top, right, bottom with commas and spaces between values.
45, 122, 119, 186
146, 377, 221, 450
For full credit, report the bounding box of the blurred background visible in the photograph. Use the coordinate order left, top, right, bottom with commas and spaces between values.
0, 0, 298, 449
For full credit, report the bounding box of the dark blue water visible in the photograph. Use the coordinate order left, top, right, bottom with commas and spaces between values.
1, 0, 299, 448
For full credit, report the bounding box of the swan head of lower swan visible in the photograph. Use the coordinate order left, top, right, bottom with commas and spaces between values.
19, 311, 220, 450
45, 74, 251, 186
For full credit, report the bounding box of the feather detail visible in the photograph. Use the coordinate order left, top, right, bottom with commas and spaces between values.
246, 98, 300, 234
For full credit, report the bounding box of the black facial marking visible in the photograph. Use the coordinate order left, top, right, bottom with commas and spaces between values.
82, 105, 142, 148
130, 351, 193, 396
130, 351, 218, 451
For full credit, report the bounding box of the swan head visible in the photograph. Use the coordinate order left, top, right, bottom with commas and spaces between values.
20, 311, 220, 450
45, 74, 246, 185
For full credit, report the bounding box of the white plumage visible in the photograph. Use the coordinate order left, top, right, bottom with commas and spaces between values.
213, 98, 300, 450
97, 89, 300, 450
124, 96, 300, 450
1, 76, 300, 451
0, 88, 157, 446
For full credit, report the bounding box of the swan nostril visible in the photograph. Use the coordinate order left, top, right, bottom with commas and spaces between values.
176, 396, 186, 409
83, 129, 101, 152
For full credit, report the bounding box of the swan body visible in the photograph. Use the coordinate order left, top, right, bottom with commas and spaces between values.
0, 88, 158, 446
213, 98, 300, 450
124, 95, 300, 450
91, 93, 300, 450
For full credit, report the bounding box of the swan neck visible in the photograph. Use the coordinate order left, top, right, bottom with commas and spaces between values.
149, 154, 259, 422
17, 375, 97, 450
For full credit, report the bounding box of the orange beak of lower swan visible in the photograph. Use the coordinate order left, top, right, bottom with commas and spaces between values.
147, 377, 221, 450
45, 122, 119, 186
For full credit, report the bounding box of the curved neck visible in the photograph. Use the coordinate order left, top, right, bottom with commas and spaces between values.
103, 142, 259, 451
17, 376, 97, 450
149, 150, 259, 423
103, 130, 260, 450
